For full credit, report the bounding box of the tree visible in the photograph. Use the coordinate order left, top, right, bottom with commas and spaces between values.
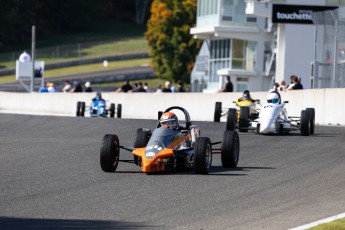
145, 0, 201, 84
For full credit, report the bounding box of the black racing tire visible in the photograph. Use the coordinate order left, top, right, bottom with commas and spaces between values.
239, 106, 250, 132
109, 103, 115, 118
133, 128, 152, 166
76, 101, 81, 117
214, 102, 222, 122
226, 108, 237, 131
306, 108, 315, 135
117, 104, 122, 118
221, 130, 240, 168
80, 102, 85, 117
194, 137, 212, 174
100, 134, 120, 172
300, 110, 310, 136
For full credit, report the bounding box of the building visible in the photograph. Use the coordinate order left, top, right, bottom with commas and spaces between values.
190, 0, 345, 92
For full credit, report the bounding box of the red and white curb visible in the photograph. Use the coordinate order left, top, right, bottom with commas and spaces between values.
289, 212, 345, 230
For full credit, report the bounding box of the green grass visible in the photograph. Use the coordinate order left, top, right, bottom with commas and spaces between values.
0, 58, 152, 83
309, 218, 345, 230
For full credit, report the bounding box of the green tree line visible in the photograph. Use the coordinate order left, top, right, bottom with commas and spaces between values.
0, 0, 143, 52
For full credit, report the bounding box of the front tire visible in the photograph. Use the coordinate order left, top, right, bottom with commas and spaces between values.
109, 103, 115, 118
100, 134, 120, 172
80, 102, 85, 117
76, 101, 81, 116
226, 108, 237, 131
194, 137, 212, 174
214, 102, 222, 122
221, 131, 240, 168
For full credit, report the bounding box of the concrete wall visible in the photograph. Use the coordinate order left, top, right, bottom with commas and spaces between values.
0, 89, 344, 126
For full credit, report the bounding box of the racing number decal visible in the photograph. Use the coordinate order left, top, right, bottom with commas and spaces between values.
145, 145, 163, 158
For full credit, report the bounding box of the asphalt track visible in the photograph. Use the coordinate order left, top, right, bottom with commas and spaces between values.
1, 113, 345, 230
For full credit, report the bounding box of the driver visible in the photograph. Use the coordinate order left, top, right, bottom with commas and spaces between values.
92, 91, 105, 102
266, 90, 281, 104
237, 90, 255, 102
160, 112, 179, 130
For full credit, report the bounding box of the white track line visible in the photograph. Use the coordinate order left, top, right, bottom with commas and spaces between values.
289, 212, 345, 230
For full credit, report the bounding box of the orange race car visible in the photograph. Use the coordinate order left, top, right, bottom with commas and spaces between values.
100, 106, 240, 174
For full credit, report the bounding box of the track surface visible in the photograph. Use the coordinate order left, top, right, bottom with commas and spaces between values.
1, 114, 345, 230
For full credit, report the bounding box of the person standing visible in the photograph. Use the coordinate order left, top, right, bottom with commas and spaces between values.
219, 75, 233, 92
85, 82, 93, 92
62, 80, 72, 92
162, 81, 172, 92
19, 51, 31, 62
116, 80, 133, 93
177, 80, 186, 92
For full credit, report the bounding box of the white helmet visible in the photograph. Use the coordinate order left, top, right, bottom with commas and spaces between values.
266, 91, 280, 104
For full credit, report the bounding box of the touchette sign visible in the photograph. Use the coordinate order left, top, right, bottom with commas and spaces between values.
272, 4, 337, 24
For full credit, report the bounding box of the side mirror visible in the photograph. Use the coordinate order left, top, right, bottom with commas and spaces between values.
158, 111, 163, 120
232, 101, 236, 103
283, 101, 289, 104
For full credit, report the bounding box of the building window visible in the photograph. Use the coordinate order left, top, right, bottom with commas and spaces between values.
236, 77, 248, 92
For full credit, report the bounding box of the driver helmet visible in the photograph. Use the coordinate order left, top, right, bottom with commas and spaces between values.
96, 91, 102, 100
266, 91, 280, 104
160, 112, 179, 130
243, 90, 251, 100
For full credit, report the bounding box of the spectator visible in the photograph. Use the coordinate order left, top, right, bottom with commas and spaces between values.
116, 80, 133, 93
47, 82, 56, 92
177, 80, 186, 92
144, 82, 149, 92
85, 81, 93, 92
38, 82, 48, 93
162, 81, 172, 92
62, 80, 72, 92
132, 82, 147, 92
71, 81, 83, 92
218, 75, 233, 92
19, 51, 31, 62
170, 81, 176, 92
156, 84, 163, 93
285, 75, 303, 91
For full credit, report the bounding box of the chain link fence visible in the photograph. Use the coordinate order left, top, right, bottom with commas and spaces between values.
312, 8, 345, 88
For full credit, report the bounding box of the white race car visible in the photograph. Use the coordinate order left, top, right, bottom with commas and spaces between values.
228, 90, 315, 136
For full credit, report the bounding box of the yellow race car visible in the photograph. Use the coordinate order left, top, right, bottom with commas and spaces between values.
214, 90, 260, 132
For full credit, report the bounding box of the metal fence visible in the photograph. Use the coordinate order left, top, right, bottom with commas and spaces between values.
312, 8, 345, 88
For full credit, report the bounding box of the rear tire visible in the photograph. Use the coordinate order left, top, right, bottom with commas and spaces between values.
194, 137, 212, 174
117, 104, 122, 118
239, 106, 250, 132
109, 103, 115, 118
100, 134, 120, 172
76, 101, 81, 116
221, 131, 240, 168
214, 102, 222, 122
306, 108, 315, 134
133, 128, 152, 166
300, 110, 310, 136
80, 102, 85, 117
226, 108, 237, 131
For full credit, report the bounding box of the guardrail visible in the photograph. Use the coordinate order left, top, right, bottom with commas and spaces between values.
0, 89, 344, 126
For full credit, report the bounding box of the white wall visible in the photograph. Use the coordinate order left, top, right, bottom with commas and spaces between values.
0, 89, 344, 126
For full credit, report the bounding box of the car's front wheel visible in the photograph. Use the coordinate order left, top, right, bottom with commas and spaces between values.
221, 130, 240, 168
194, 137, 212, 174
100, 134, 120, 172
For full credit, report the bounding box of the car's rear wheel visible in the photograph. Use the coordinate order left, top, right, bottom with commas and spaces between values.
239, 106, 250, 132
221, 130, 240, 168
80, 102, 85, 117
133, 128, 152, 166
226, 108, 237, 131
76, 101, 81, 116
109, 103, 115, 118
194, 137, 212, 174
214, 102, 222, 122
100, 134, 120, 172
117, 104, 122, 118
300, 110, 310, 136
306, 108, 315, 134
